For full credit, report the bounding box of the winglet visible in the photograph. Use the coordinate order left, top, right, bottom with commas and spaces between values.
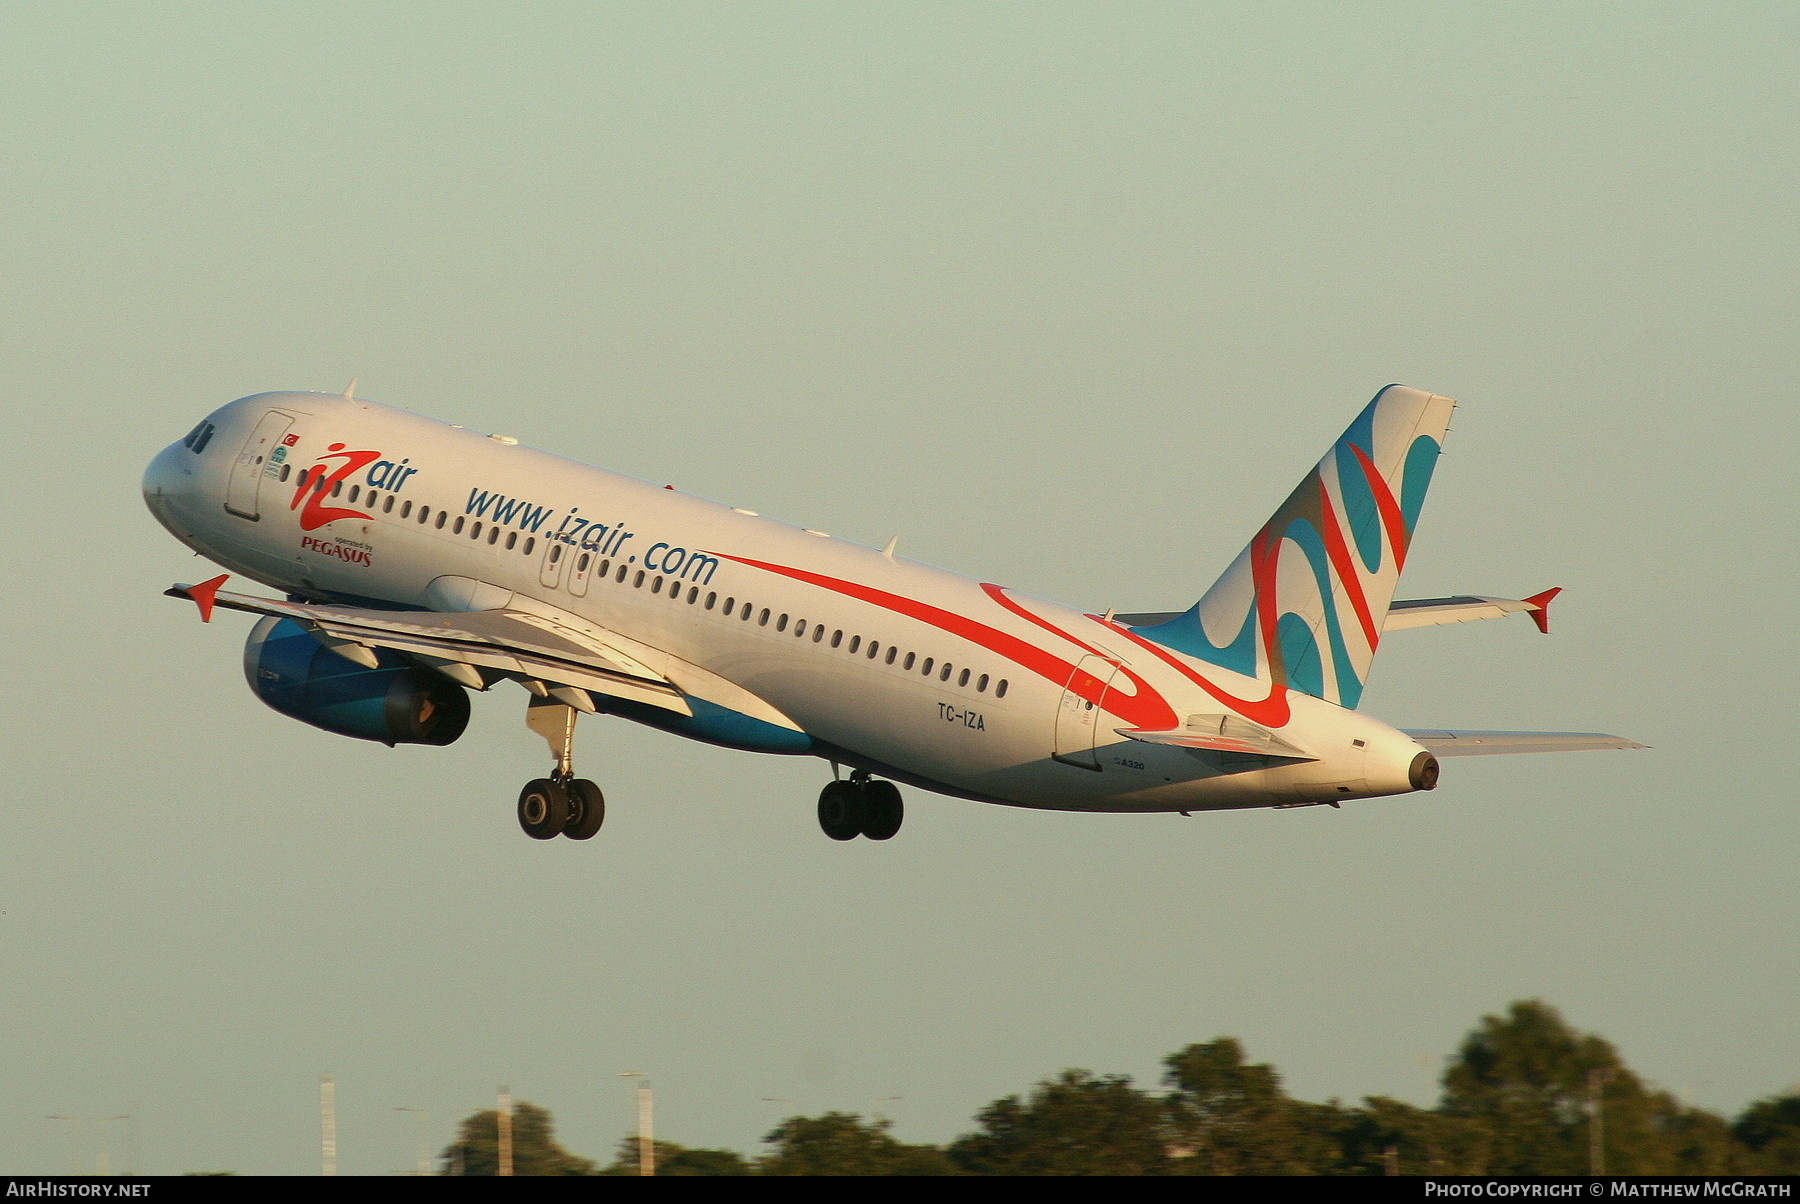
1522, 587, 1562, 634
169, 574, 230, 622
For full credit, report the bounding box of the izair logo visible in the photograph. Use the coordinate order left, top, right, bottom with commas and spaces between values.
289, 441, 420, 532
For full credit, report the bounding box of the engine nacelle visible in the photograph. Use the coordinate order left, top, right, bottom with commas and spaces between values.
243, 616, 470, 746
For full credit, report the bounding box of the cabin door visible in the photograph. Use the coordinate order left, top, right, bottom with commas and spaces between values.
225, 410, 294, 520
1053, 655, 1119, 770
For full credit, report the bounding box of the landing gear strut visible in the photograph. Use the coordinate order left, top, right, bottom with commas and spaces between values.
519, 697, 605, 840
817, 771, 903, 841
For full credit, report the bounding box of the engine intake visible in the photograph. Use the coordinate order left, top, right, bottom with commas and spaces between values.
243, 616, 470, 746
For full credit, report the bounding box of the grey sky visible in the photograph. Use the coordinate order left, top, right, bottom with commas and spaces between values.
2, 2, 1794, 1175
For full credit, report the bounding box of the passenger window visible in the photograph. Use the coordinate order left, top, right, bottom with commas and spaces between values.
506, 531, 517, 550
651, 576, 663, 594
831, 630, 842, 648
778, 615, 790, 633
956, 667, 968, 686
453, 517, 466, 535
996, 680, 1009, 698
332, 481, 343, 498
742, 603, 752, 620
524, 537, 535, 555
471, 521, 483, 539
383, 495, 394, 513
847, 635, 859, 654
488, 527, 500, 545
549, 543, 561, 563
279, 464, 291, 482
435, 512, 447, 529
705, 592, 717, 610
813, 626, 825, 643
758, 608, 770, 627
598, 559, 610, 576
886, 648, 897, 665
977, 674, 989, 692
634, 571, 645, 587
616, 564, 628, 582
903, 653, 915, 670
687, 587, 698, 604
577, 553, 589, 571
401, 501, 412, 519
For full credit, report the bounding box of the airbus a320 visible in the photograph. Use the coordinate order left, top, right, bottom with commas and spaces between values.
143, 384, 1644, 842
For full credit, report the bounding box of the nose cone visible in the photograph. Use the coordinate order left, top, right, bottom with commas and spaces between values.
143, 439, 200, 533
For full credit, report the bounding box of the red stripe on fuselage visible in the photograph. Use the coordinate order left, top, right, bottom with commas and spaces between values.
1099, 615, 1293, 729
712, 553, 1179, 731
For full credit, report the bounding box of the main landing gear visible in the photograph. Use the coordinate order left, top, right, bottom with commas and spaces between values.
518, 696, 605, 841
517, 776, 605, 841
817, 771, 904, 841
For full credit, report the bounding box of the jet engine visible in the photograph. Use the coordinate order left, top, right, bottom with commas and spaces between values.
243, 616, 470, 746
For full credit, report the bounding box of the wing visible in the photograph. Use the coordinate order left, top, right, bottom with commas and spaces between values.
1403, 730, 1649, 756
167, 575, 691, 716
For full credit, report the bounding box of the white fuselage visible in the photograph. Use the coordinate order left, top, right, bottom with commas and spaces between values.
144, 392, 1431, 813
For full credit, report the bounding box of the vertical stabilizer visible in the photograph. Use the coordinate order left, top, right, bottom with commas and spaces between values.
1135, 385, 1455, 709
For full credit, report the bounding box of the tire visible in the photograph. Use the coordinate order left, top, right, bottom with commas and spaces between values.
817, 780, 864, 841
860, 780, 903, 841
562, 778, 606, 840
517, 778, 569, 840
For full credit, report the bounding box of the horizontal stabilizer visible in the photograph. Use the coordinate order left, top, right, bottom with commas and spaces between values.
1403, 729, 1649, 756
1118, 714, 1317, 761
1120, 589, 1562, 635
1384, 588, 1560, 632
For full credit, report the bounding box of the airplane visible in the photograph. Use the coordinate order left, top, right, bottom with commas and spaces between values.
142, 383, 1645, 843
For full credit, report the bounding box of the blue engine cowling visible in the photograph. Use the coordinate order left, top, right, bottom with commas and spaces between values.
243, 616, 470, 746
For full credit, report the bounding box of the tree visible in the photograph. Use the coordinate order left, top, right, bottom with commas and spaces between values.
440, 1101, 597, 1176
1440, 1000, 1623, 1174
759, 1112, 954, 1176
1163, 1037, 1341, 1174
1733, 1095, 1800, 1174
1438, 999, 1741, 1175
599, 1136, 752, 1176
1334, 1096, 1492, 1176
949, 1069, 1170, 1176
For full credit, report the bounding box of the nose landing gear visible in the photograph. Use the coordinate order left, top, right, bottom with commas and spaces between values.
519, 696, 605, 841
817, 772, 904, 841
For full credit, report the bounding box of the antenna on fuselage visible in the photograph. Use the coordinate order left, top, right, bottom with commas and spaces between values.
881, 536, 899, 559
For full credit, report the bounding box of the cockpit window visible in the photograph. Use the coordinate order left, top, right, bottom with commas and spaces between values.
185, 421, 216, 454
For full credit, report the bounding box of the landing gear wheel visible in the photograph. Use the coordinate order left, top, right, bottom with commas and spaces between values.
517, 778, 569, 840
861, 780, 904, 841
817, 780, 865, 841
562, 778, 606, 840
